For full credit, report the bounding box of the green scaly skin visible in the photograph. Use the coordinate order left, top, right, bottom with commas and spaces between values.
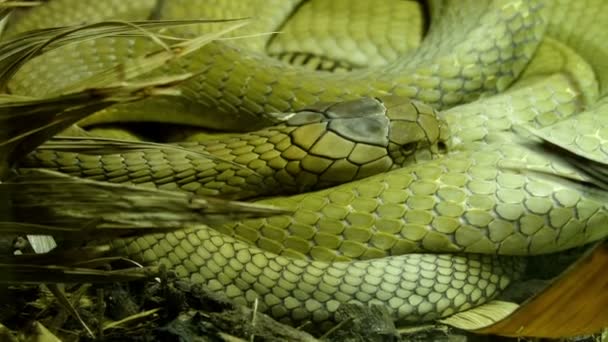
266, 0, 425, 70
8, 0, 544, 128
9, 0, 608, 329
24, 97, 449, 199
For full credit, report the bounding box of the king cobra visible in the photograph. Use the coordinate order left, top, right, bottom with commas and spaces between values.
8, 0, 608, 330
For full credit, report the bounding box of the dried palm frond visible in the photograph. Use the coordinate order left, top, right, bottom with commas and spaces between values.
0, 0, 42, 38
0, 17, 260, 339
0, 18, 247, 90
0, 0, 42, 7
0, 19, 248, 179
2, 168, 288, 235
0, 74, 192, 179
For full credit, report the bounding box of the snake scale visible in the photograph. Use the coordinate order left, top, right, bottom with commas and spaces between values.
8, 0, 608, 330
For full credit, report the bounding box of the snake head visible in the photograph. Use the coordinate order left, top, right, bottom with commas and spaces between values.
279, 97, 449, 185
379, 96, 450, 167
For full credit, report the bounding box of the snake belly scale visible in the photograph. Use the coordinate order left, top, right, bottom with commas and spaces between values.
9, 0, 608, 329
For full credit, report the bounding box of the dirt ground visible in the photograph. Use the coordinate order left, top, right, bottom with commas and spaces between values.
0, 264, 604, 342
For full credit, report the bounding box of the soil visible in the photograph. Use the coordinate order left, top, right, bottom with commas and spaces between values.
0, 266, 603, 342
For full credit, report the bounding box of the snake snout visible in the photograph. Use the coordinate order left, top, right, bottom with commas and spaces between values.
383, 98, 450, 165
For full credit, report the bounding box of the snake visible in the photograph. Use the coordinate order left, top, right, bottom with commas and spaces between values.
25, 96, 450, 199
7, 0, 608, 331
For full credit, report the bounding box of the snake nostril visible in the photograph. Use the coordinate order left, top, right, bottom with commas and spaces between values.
437, 141, 448, 154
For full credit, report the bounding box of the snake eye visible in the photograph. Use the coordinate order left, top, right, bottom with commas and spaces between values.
401, 142, 417, 154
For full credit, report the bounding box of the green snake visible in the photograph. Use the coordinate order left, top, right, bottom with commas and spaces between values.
8, 0, 608, 330
26, 97, 449, 199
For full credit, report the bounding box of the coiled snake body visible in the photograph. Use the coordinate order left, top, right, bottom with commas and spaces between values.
10, 0, 608, 329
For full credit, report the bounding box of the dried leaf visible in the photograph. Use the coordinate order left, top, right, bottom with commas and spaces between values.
456, 240, 608, 338
0, 18, 247, 89
0, 74, 191, 179
0, 20, 248, 179
1, 169, 289, 231
0, 263, 157, 284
